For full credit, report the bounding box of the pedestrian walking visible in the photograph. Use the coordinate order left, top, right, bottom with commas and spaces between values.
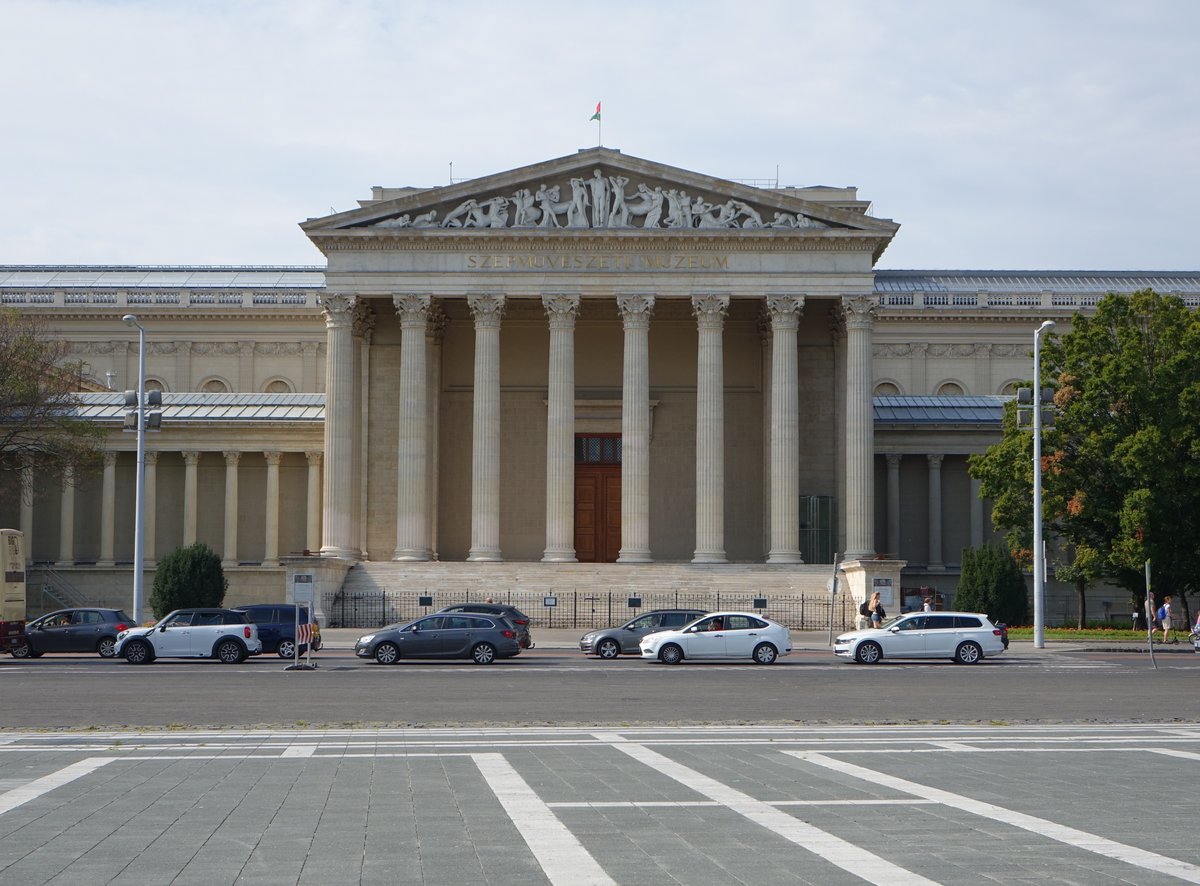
1158, 596, 1175, 644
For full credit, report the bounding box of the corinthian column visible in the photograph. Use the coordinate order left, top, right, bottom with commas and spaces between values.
320, 294, 359, 558
843, 295, 877, 560
19, 462, 33, 564
542, 293, 580, 562
767, 295, 805, 563
144, 451, 158, 564
305, 450, 322, 554
57, 467, 75, 566
617, 294, 654, 562
393, 293, 432, 560
182, 451, 200, 546
222, 450, 240, 567
263, 451, 282, 566
886, 453, 902, 558
353, 302, 375, 559
927, 453, 945, 570
99, 452, 117, 566
692, 294, 729, 564
427, 305, 447, 560
467, 293, 505, 561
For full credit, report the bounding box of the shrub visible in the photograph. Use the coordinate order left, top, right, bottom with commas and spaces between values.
150, 543, 227, 618
955, 543, 1029, 626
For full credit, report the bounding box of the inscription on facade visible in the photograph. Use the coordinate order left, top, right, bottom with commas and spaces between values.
466, 253, 730, 271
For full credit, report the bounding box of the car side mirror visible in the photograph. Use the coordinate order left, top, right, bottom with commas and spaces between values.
889, 626, 901, 634
159, 624, 169, 632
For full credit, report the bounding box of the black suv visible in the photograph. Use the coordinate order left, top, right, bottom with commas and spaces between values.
579, 609, 708, 658
234, 604, 322, 658
437, 603, 533, 648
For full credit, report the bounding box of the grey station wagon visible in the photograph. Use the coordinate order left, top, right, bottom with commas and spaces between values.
355, 613, 521, 665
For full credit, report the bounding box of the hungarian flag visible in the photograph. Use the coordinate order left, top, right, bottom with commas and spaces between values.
590, 101, 601, 121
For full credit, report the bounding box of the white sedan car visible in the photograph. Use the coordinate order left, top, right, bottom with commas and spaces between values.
834, 611, 1006, 665
640, 611, 792, 664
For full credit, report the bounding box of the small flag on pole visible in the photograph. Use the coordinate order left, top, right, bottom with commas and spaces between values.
589, 101, 601, 121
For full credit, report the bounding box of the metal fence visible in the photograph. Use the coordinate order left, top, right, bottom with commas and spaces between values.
322, 589, 859, 632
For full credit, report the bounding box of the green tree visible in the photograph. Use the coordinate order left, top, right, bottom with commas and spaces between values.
970, 290, 1200, 627
150, 543, 228, 618
0, 309, 104, 501
955, 544, 1029, 626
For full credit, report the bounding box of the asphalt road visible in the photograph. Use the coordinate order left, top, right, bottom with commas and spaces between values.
2, 646, 1197, 729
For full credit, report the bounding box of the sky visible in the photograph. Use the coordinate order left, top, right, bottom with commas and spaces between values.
3, 0, 1198, 271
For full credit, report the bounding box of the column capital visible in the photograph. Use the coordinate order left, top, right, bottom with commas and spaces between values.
617, 294, 655, 326
393, 293, 432, 325
767, 295, 805, 330
263, 450, 283, 466
321, 293, 357, 326
841, 295, 877, 330
305, 450, 323, 466
223, 450, 241, 466
926, 453, 945, 468
182, 450, 201, 466
144, 451, 159, 466
885, 453, 903, 469
426, 301, 449, 343
102, 451, 118, 468
691, 294, 729, 328
467, 293, 506, 327
352, 301, 376, 340
542, 293, 580, 328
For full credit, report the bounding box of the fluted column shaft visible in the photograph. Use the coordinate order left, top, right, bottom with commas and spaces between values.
542, 294, 580, 562
320, 294, 358, 558
767, 295, 805, 563
352, 303, 375, 559
692, 295, 729, 563
263, 451, 282, 566
468, 294, 505, 561
426, 307, 446, 560
222, 450, 240, 567
99, 452, 117, 565
305, 451, 322, 554
182, 451, 200, 546
843, 296, 877, 559
886, 454, 902, 559
57, 467, 75, 566
144, 451, 158, 563
927, 453, 945, 570
393, 294, 432, 560
618, 295, 654, 562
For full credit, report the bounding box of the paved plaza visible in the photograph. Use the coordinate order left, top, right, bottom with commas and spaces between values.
0, 724, 1196, 885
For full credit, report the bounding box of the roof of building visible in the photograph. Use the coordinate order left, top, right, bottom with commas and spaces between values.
873, 270, 1200, 293
73, 392, 325, 423
874, 395, 1007, 424
0, 267, 325, 289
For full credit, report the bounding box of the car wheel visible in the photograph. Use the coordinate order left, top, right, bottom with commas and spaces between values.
658, 644, 683, 665
855, 641, 882, 665
597, 638, 621, 659
471, 642, 497, 665
10, 642, 31, 659
216, 639, 245, 664
124, 639, 153, 664
374, 642, 399, 665
277, 639, 296, 659
753, 642, 778, 664
954, 641, 983, 664
97, 637, 117, 658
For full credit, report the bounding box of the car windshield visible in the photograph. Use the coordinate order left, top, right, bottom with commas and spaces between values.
878, 615, 906, 630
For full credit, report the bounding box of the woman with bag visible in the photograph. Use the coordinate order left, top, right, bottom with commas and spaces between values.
869, 592, 886, 629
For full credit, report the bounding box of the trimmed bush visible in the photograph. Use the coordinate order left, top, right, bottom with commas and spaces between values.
955, 543, 1029, 626
150, 543, 228, 618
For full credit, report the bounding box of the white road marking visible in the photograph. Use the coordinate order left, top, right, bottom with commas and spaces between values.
473, 753, 615, 886
597, 738, 941, 886
547, 799, 938, 808
792, 752, 1200, 884
0, 757, 113, 816
280, 744, 317, 757
1149, 748, 1200, 762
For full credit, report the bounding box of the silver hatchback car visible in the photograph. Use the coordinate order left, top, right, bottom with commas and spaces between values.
834, 611, 1007, 664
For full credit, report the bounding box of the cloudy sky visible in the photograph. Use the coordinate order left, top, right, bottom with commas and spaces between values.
3, 0, 1197, 270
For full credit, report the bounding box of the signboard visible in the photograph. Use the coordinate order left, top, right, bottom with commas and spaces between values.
543, 596, 558, 608
292, 572, 314, 606
627, 597, 642, 609
873, 576, 895, 606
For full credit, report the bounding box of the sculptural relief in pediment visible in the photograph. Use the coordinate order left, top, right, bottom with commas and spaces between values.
365, 167, 832, 233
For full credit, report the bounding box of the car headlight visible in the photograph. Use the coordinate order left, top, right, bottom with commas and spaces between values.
358, 634, 375, 645
582, 632, 596, 642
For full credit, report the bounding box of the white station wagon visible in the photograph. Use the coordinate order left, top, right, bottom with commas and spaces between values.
834, 611, 1006, 665
640, 611, 792, 664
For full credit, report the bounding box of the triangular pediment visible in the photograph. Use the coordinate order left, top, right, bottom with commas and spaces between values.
302, 148, 898, 259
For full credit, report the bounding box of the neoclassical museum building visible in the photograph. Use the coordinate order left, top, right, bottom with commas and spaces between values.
3, 148, 1197, 623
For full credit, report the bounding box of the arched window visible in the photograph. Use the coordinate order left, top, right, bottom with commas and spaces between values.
936, 381, 965, 396
874, 382, 901, 396
201, 378, 229, 393
145, 378, 166, 393
263, 378, 293, 394
999, 380, 1021, 396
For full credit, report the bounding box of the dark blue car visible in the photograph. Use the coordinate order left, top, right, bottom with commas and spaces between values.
234, 604, 321, 658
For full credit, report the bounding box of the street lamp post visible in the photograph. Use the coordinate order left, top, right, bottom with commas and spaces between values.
1032, 319, 1055, 649
122, 314, 146, 624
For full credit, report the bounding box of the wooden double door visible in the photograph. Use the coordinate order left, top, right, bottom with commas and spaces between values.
574, 465, 621, 562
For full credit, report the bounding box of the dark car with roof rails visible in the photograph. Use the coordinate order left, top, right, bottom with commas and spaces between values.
437, 603, 533, 648
355, 612, 521, 664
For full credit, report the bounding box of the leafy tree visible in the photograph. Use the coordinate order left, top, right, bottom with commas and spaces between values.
150, 543, 227, 618
970, 290, 1200, 627
0, 308, 104, 500
955, 544, 1029, 626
